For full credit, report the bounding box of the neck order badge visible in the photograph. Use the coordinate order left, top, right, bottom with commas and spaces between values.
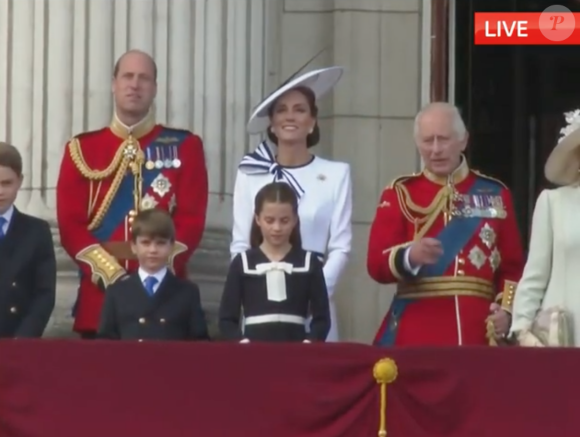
474, 5, 577, 45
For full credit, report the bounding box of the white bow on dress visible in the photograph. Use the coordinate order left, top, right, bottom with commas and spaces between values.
255, 262, 293, 302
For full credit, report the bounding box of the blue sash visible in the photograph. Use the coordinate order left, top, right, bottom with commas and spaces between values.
91, 128, 188, 241
419, 177, 501, 277
376, 176, 501, 346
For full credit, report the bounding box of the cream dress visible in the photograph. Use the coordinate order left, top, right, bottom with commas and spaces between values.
510, 186, 580, 345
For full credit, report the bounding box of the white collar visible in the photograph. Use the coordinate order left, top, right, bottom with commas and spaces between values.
0, 205, 15, 225
113, 111, 151, 132
138, 266, 167, 284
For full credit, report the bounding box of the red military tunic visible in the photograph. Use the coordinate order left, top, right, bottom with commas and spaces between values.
367, 158, 524, 346
56, 114, 208, 333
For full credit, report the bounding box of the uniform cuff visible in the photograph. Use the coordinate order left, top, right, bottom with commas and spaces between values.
385, 242, 413, 280
169, 241, 188, 271
497, 280, 518, 313
75, 244, 125, 288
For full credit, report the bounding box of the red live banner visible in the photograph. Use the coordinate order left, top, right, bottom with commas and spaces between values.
474, 12, 580, 45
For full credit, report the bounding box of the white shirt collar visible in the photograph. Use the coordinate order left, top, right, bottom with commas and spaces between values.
0, 205, 15, 226
138, 266, 168, 284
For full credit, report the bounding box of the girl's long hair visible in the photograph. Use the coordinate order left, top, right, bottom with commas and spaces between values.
249, 182, 302, 248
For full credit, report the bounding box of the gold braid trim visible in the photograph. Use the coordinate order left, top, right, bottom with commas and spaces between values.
68, 137, 144, 231
168, 242, 189, 272
473, 170, 507, 188
497, 280, 517, 313
393, 182, 453, 238
75, 244, 126, 288
382, 242, 412, 281
88, 158, 131, 230
68, 138, 125, 180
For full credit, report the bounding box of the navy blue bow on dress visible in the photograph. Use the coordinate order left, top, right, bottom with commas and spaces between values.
238, 141, 305, 198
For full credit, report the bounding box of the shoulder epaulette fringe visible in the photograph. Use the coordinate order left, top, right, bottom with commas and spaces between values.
472, 170, 507, 188
387, 173, 421, 189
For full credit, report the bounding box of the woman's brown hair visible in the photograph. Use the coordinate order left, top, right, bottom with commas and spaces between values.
267, 86, 320, 148
249, 182, 302, 248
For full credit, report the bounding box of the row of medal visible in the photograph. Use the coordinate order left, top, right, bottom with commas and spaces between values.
144, 146, 181, 170
453, 193, 507, 219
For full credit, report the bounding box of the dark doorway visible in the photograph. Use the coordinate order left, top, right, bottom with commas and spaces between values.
454, 0, 580, 248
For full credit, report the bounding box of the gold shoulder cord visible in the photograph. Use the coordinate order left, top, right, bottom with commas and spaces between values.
472, 170, 507, 188
394, 182, 453, 239
68, 137, 145, 231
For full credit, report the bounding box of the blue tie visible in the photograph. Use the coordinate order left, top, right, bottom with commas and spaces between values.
144, 276, 158, 296
0, 217, 6, 239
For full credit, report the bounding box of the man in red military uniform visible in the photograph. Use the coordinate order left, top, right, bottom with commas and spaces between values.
367, 102, 524, 346
56, 50, 208, 338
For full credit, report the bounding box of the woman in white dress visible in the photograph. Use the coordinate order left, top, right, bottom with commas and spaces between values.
230, 67, 352, 342
510, 110, 580, 346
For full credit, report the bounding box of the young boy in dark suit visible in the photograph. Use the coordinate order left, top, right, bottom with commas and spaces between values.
97, 208, 209, 341
0, 142, 56, 338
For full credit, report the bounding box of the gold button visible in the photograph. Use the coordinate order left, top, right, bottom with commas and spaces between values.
129, 210, 137, 217
457, 270, 465, 276
160, 318, 166, 323
457, 258, 465, 265
139, 317, 146, 324
128, 217, 134, 223
9, 306, 17, 314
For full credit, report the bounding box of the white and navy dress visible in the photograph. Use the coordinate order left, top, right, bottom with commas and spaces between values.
218, 247, 331, 342
230, 141, 352, 341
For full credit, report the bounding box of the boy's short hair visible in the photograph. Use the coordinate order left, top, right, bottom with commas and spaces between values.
0, 142, 23, 176
130, 209, 175, 242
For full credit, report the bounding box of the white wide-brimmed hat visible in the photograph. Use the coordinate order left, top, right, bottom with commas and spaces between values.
545, 109, 580, 185
246, 66, 344, 135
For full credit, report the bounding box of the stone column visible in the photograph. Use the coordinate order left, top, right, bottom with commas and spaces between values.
2, 0, 35, 209
330, 0, 424, 341
1, 0, 273, 337
190, 0, 272, 230
44, 0, 74, 214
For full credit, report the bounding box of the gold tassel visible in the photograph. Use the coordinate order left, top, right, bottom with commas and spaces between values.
373, 358, 398, 437
486, 317, 498, 346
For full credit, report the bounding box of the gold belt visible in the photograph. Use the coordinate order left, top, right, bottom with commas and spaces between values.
397, 276, 495, 300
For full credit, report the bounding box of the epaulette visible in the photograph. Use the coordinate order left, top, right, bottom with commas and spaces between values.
159, 125, 192, 135
386, 173, 421, 190
71, 128, 108, 142
472, 170, 507, 189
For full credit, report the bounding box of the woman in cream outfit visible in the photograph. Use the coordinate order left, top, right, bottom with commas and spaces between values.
510, 110, 580, 346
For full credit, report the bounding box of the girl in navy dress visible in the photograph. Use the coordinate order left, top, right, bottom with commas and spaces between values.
219, 182, 330, 343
